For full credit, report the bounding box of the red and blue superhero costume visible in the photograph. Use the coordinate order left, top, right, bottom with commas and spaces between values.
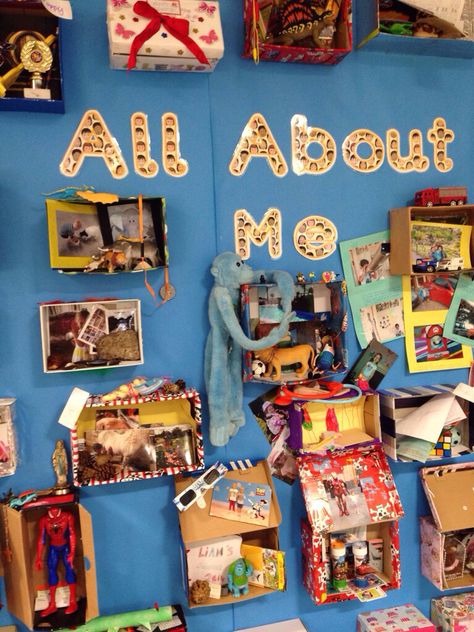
35, 508, 78, 617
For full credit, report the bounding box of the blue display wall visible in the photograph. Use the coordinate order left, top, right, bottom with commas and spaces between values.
1, 1, 474, 630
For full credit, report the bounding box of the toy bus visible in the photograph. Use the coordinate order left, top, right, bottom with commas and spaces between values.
414, 187, 468, 207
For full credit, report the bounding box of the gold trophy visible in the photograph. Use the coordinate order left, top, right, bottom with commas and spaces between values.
20, 38, 53, 90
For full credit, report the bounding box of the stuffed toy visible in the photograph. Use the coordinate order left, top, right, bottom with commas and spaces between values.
205, 252, 295, 446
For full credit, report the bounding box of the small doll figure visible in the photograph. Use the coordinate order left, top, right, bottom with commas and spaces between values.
228, 558, 253, 598
316, 335, 340, 372
35, 507, 78, 617
52, 439, 69, 491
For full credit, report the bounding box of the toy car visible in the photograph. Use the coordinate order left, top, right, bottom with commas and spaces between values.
437, 257, 464, 271
413, 258, 438, 273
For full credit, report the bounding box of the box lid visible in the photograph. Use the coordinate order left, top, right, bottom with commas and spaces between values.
107, 0, 224, 60
298, 440, 404, 533
175, 460, 282, 544
421, 463, 474, 532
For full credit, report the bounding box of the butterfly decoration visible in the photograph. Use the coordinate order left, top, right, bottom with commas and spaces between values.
199, 29, 218, 44
198, 2, 216, 15
111, 0, 130, 8
115, 22, 136, 39
0, 41, 15, 69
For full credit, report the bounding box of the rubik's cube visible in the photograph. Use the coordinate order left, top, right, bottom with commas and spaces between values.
430, 428, 452, 457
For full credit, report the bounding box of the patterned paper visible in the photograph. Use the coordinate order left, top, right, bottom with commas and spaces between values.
358, 604, 435, 631
431, 593, 474, 631
107, 0, 224, 71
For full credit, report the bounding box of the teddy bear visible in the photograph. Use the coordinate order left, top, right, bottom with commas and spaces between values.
205, 252, 295, 446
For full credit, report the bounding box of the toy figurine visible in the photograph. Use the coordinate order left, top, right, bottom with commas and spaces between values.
52, 439, 69, 492
254, 343, 315, 381
315, 335, 340, 372
84, 248, 127, 274
35, 507, 78, 617
205, 252, 294, 446
227, 557, 253, 598
296, 272, 305, 283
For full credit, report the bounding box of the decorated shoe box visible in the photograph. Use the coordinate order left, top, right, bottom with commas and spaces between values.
241, 280, 348, 384
298, 440, 404, 606
420, 463, 474, 591
431, 593, 474, 631
65, 382, 204, 487
379, 385, 473, 462
0, 493, 98, 630
242, 0, 352, 66
174, 460, 283, 608
39, 299, 143, 374
0, 0, 64, 112
357, 604, 435, 632
107, 0, 224, 72
389, 204, 474, 277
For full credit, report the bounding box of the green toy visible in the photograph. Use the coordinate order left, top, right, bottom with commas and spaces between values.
228, 557, 253, 598
54, 606, 173, 632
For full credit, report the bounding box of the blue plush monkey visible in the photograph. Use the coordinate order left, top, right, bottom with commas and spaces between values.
205, 252, 295, 446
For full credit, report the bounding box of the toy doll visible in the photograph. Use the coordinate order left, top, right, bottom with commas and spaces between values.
35, 507, 78, 617
52, 439, 69, 491
228, 558, 253, 598
315, 335, 340, 372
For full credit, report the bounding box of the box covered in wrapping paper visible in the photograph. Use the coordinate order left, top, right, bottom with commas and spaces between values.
431, 593, 474, 631
298, 440, 404, 605
420, 462, 474, 591
357, 604, 435, 632
107, 0, 224, 72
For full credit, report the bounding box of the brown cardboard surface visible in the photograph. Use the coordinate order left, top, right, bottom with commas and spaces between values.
175, 461, 282, 544
421, 464, 474, 532
390, 205, 474, 276
1, 501, 98, 629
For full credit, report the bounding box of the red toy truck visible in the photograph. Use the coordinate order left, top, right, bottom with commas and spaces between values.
414, 187, 467, 206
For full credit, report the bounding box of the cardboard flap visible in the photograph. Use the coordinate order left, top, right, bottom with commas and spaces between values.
298, 441, 404, 533
421, 463, 474, 532
78, 505, 99, 621
175, 461, 282, 544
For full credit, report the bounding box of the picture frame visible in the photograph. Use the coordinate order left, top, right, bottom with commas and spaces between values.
46, 200, 103, 269
39, 299, 143, 374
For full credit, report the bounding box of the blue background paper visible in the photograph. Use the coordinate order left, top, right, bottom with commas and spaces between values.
1, 1, 474, 630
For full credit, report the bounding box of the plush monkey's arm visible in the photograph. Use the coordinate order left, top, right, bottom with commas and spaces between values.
214, 288, 293, 351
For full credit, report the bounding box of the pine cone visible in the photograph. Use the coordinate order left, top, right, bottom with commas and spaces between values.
94, 462, 116, 481
78, 451, 96, 469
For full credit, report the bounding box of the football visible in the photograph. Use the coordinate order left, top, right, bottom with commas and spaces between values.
451, 427, 462, 447
252, 359, 266, 377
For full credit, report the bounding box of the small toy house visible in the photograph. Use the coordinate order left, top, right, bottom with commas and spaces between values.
299, 440, 404, 606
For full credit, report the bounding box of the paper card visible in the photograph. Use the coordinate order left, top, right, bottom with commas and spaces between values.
209, 582, 222, 599
41, 0, 73, 19
396, 392, 465, 443
454, 382, 474, 403
58, 387, 90, 429
396, 437, 435, 463
443, 273, 474, 347
23, 88, 51, 100
186, 535, 242, 586
209, 478, 272, 527
354, 585, 386, 602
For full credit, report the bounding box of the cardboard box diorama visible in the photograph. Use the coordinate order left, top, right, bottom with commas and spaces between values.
107, 0, 224, 72
379, 384, 473, 463
70, 384, 204, 487
242, 0, 352, 65
357, 604, 435, 632
40, 299, 143, 374
298, 441, 404, 606
250, 386, 381, 454
174, 460, 285, 608
0, 398, 17, 477
356, 0, 471, 58
420, 463, 474, 591
0, 0, 64, 113
241, 280, 347, 384
46, 196, 168, 274
390, 202, 474, 277
1, 493, 97, 631
431, 592, 474, 631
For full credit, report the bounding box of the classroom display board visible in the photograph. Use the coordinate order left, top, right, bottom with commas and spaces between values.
1, 1, 474, 631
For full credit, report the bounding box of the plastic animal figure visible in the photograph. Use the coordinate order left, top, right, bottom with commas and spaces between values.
254, 343, 315, 381
228, 558, 253, 598
266, 0, 339, 48
205, 252, 295, 446
35, 507, 78, 617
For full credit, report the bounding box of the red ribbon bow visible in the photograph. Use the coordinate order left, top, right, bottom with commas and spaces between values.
127, 1, 210, 70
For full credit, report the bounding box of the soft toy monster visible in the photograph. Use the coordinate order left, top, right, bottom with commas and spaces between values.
205, 252, 295, 447
228, 557, 253, 598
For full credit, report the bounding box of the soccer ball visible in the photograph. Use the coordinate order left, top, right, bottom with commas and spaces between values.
451, 427, 462, 447
252, 359, 266, 378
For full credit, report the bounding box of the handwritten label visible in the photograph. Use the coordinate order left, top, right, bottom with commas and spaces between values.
41, 0, 73, 19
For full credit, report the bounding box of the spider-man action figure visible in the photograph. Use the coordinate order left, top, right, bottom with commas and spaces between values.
34, 507, 78, 617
